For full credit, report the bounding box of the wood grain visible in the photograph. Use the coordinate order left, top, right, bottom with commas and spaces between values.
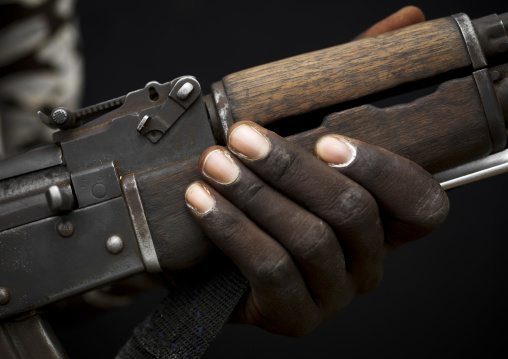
289, 76, 495, 174
136, 155, 217, 272
222, 17, 470, 126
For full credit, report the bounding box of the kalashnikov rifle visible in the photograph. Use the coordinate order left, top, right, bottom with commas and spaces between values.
0, 11, 507, 358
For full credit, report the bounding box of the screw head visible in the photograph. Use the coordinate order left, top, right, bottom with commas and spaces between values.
57, 219, 75, 238
0, 287, 10, 305
49, 107, 75, 129
51, 108, 69, 125
106, 235, 124, 254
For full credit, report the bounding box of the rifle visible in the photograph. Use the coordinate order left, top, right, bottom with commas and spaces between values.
1, 10, 507, 358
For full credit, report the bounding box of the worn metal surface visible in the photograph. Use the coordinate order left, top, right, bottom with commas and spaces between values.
0, 166, 70, 205
52, 81, 173, 144
0, 145, 62, 181
0, 312, 68, 359
472, 13, 508, 59
452, 13, 488, 69
492, 63, 508, 119
203, 94, 226, 145
45, 185, 75, 213
106, 235, 124, 254
210, 80, 235, 142
0, 197, 144, 319
472, 68, 507, 153
71, 95, 126, 124
0, 76, 216, 322
121, 174, 161, 272
435, 66, 508, 189
59, 80, 214, 176
137, 77, 202, 143
0, 182, 75, 232
70, 161, 122, 208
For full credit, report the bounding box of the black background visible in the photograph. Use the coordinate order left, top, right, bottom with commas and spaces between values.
50, 0, 508, 358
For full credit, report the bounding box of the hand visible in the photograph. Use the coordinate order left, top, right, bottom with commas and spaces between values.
184, 121, 449, 337
183, 6, 434, 337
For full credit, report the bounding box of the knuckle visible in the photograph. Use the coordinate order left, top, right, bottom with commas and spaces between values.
211, 213, 247, 242
330, 185, 376, 227
292, 219, 336, 262
254, 252, 294, 284
235, 180, 265, 211
265, 146, 300, 185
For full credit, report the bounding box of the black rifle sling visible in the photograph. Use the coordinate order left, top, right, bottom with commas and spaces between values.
116, 265, 248, 359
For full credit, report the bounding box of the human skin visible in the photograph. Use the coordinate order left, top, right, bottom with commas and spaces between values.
185, 6, 449, 337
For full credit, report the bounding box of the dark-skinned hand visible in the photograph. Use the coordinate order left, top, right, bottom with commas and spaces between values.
184, 6, 449, 337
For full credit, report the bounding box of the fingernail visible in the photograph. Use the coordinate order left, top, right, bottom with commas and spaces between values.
315, 135, 356, 167
202, 149, 240, 184
185, 183, 215, 214
228, 124, 270, 160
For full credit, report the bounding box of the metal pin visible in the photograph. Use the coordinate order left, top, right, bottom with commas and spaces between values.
45, 185, 74, 212
46, 186, 64, 211
177, 82, 194, 100
137, 115, 150, 132
106, 235, 124, 254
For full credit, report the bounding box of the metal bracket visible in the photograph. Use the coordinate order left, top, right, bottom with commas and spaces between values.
472, 68, 507, 153
121, 174, 161, 272
137, 76, 202, 143
0, 197, 145, 319
452, 13, 488, 69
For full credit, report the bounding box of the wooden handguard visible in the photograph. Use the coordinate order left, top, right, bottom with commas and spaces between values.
288, 76, 499, 174
213, 17, 470, 126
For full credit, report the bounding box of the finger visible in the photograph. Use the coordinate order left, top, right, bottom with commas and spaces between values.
227, 122, 385, 294
354, 6, 425, 40
197, 146, 353, 312
315, 135, 449, 246
184, 181, 320, 336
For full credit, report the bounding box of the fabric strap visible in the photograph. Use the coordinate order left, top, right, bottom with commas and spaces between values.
116, 266, 248, 359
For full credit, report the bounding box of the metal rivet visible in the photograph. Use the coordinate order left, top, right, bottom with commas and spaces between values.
491, 70, 502, 82
0, 287, 10, 305
177, 82, 194, 100
92, 183, 107, 198
56, 219, 75, 238
106, 235, 124, 254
